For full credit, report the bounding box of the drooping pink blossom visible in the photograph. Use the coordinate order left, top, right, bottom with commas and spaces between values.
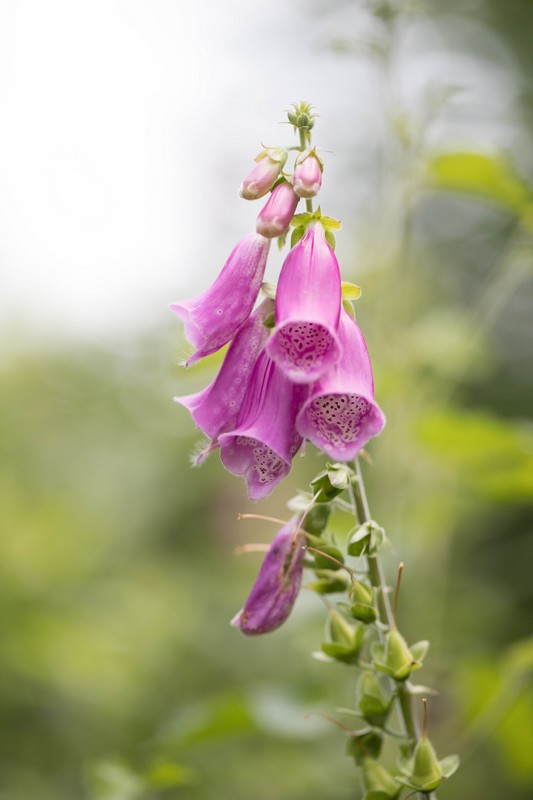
297, 309, 385, 460
170, 233, 270, 366
219, 351, 306, 500
256, 181, 300, 238
174, 299, 273, 443
232, 518, 306, 635
293, 152, 322, 198
266, 221, 342, 384
240, 152, 287, 200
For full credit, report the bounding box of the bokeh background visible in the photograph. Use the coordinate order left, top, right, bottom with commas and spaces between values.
1, 1, 532, 798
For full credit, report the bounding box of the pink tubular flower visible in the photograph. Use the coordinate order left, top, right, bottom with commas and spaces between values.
256, 181, 300, 238
232, 518, 306, 635
174, 299, 273, 443
219, 351, 306, 500
293, 152, 322, 199
240, 152, 287, 200
170, 233, 270, 366
266, 221, 342, 384
296, 309, 385, 460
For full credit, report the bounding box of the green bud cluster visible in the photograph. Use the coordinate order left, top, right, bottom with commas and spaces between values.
288, 457, 459, 798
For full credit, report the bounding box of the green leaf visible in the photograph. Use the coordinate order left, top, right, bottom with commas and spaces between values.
426, 151, 533, 216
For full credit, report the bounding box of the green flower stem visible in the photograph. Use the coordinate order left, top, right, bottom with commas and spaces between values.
298, 127, 314, 213
351, 458, 424, 750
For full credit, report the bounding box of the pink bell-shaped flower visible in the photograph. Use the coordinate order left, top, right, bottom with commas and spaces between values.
170, 233, 270, 366
256, 180, 300, 238
296, 309, 385, 460
266, 221, 342, 384
219, 351, 306, 500
232, 518, 306, 635
293, 151, 322, 199
174, 299, 273, 444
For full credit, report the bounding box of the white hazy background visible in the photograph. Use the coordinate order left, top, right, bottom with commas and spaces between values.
0, 0, 522, 346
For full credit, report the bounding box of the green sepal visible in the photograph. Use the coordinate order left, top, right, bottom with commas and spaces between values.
356, 671, 392, 727
341, 281, 362, 300
290, 226, 306, 248
410, 640, 430, 663
362, 759, 401, 799
325, 229, 336, 250
343, 298, 356, 319
347, 520, 386, 557
350, 582, 378, 624
320, 215, 342, 231
277, 231, 287, 251
372, 628, 423, 682
311, 462, 353, 501
397, 737, 458, 792
265, 147, 288, 165
301, 503, 331, 536
321, 608, 365, 663
312, 544, 345, 571
290, 212, 314, 227
309, 569, 350, 594
346, 729, 383, 764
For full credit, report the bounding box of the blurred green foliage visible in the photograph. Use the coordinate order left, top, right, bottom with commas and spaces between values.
2, 1, 533, 799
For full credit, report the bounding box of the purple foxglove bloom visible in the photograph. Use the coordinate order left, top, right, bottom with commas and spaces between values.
174, 299, 273, 442
232, 518, 306, 635
256, 181, 300, 238
266, 221, 342, 384
219, 351, 306, 500
293, 152, 322, 199
296, 309, 385, 460
240, 152, 286, 200
170, 233, 270, 366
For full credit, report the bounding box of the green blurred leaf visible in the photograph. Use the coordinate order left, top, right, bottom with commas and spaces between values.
426, 151, 533, 216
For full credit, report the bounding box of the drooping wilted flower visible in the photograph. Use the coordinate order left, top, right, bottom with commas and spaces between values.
296, 309, 385, 460
174, 298, 274, 448
293, 151, 322, 198
232, 518, 306, 635
170, 233, 270, 365
240, 150, 287, 200
267, 221, 342, 384
219, 351, 306, 499
256, 180, 300, 238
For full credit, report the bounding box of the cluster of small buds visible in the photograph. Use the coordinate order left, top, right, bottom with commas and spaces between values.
171, 103, 385, 498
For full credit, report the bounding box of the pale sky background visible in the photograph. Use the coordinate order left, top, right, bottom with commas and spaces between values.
0, 0, 523, 347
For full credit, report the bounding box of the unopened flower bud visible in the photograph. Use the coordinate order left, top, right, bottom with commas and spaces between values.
293, 151, 323, 198
240, 151, 287, 200
256, 181, 300, 238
